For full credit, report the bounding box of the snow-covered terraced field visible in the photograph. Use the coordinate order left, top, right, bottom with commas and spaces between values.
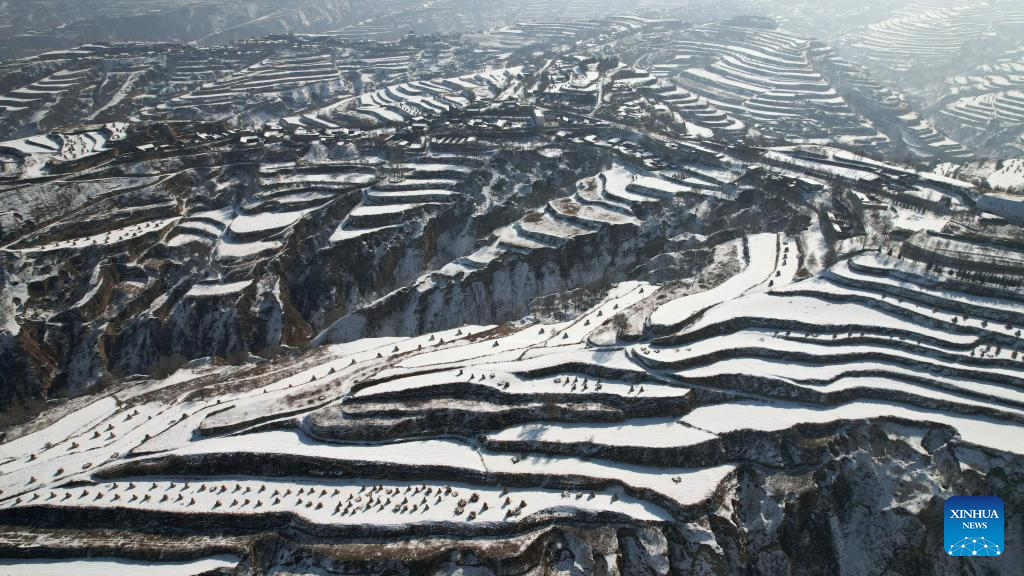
932, 45, 1024, 152
3, 242, 1021, 546
13, 217, 178, 253
165, 160, 383, 294
644, 23, 890, 147
645, 83, 746, 136
649, 232, 783, 329
439, 165, 687, 277
330, 68, 522, 128
141, 49, 347, 122
329, 158, 479, 242
2, 9, 1024, 572
637, 251, 1024, 443
0, 124, 122, 177
470, 19, 642, 52
681, 399, 1024, 455
0, 69, 93, 117
0, 555, 240, 576
841, 2, 1024, 74
14, 475, 673, 525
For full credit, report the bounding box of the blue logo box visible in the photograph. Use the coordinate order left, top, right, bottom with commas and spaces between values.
945, 496, 1004, 557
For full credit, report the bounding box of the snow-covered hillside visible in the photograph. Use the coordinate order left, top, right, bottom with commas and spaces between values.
0, 4, 1022, 575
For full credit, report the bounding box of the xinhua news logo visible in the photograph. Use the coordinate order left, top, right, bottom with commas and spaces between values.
945, 496, 1004, 557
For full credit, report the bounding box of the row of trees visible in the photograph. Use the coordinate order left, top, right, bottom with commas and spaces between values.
923, 262, 1024, 288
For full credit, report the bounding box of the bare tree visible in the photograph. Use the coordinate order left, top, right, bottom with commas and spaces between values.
867, 210, 894, 250
610, 313, 630, 338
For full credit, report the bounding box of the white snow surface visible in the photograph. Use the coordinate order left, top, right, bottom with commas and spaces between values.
153, 429, 734, 506
0, 556, 240, 575
489, 418, 716, 448
649, 233, 779, 327
682, 400, 1024, 455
